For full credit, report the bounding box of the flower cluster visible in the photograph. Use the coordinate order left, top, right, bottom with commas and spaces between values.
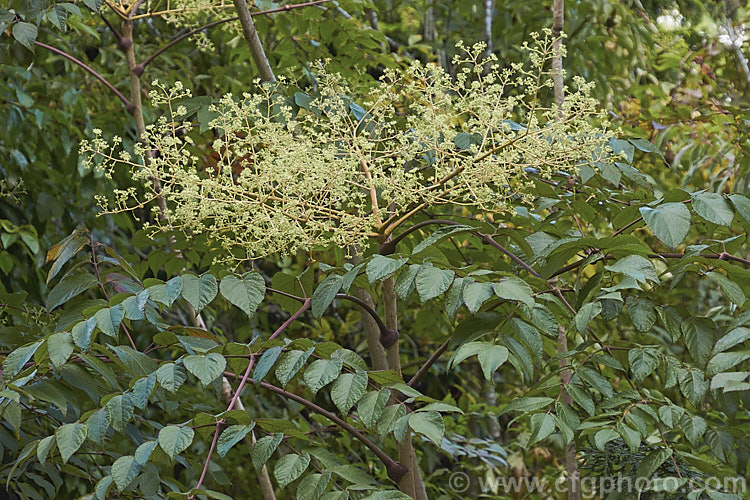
81, 32, 615, 260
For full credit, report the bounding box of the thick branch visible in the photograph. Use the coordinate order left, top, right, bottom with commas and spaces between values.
139, 0, 334, 72
233, 0, 276, 82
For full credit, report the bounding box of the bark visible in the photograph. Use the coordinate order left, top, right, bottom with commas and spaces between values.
233, 0, 276, 83
221, 379, 276, 500
382, 276, 428, 500
552, 0, 565, 112
558, 325, 580, 500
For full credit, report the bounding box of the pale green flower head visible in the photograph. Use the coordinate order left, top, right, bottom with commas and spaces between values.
81, 33, 615, 261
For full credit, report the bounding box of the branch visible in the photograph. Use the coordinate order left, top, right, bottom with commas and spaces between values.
336, 294, 398, 348
407, 338, 449, 387
193, 299, 310, 494
138, 0, 335, 72
33, 41, 132, 110
223, 372, 408, 482
233, 0, 276, 82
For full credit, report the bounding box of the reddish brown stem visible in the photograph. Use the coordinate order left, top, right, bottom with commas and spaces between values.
33, 41, 132, 109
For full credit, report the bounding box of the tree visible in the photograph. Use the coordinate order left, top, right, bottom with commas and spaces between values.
1, 1, 749, 499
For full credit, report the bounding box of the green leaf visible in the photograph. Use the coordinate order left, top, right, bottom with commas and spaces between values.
46, 272, 98, 311
131, 373, 155, 409
412, 225, 473, 254
728, 194, 750, 223
377, 404, 407, 436
682, 319, 713, 367
678, 369, 708, 407
692, 192, 734, 226
158, 425, 195, 460
275, 348, 314, 387
37, 435, 55, 466
134, 440, 157, 465
366, 255, 408, 283
217, 423, 255, 457
449, 341, 486, 367
639, 203, 691, 249
220, 273, 265, 318
12, 22, 37, 51
3, 341, 42, 380
122, 290, 149, 320
304, 358, 343, 394
629, 348, 660, 381
605, 255, 659, 284
706, 272, 745, 306
312, 274, 343, 318
46, 235, 87, 284
636, 448, 672, 479
148, 276, 182, 306
594, 428, 619, 450
714, 327, 750, 354
408, 411, 444, 446
710, 371, 749, 391
610, 138, 634, 163
275, 453, 310, 488
462, 281, 494, 313
184, 353, 226, 386
252, 433, 283, 471
331, 370, 367, 414
95, 305, 125, 338
156, 362, 187, 393
106, 394, 134, 432
617, 422, 642, 453
47, 332, 74, 369
707, 351, 750, 377
681, 414, 707, 446
111, 455, 141, 491
86, 409, 110, 444
575, 301, 602, 334
477, 345, 509, 380
528, 413, 556, 445
95, 476, 113, 499
626, 297, 657, 332
628, 138, 662, 155
706, 429, 734, 462
415, 265, 454, 302
357, 389, 390, 428
297, 472, 331, 500
492, 277, 534, 309
498, 397, 554, 416
71, 317, 97, 349
181, 274, 218, 313
254, 346, 283, 383
576, 366, 613, 398
56, 423, 87, 463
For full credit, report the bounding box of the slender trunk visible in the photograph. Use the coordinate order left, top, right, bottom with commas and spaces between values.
482, 0, 494, 74
723, 0, 750, 86
222, 379, 277, 500
551, 0, 565, 112
552, 2, 578, 496
382, 276, 428, 500
349, 251, 389, 371
122, 21, 168, 219
558, 326, 580, 499
233, 0, 276, 82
